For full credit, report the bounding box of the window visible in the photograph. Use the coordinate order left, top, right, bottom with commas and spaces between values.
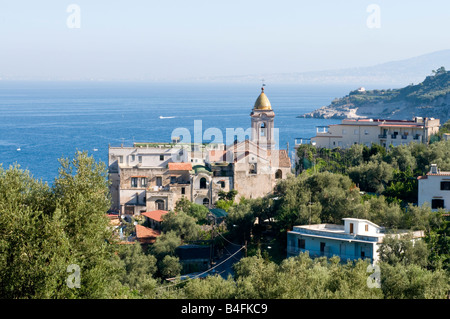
365, 224, 369, 232
349, 223, 354, 234
441, 181, 450, 191
155, 200, 165, 210
219, 181, 225, 188
364, 130, 369, 135
170, 176, 177, 184
118, 156, 123, 164
320, 242, 326, 253
249, 163, 257, 174
138, 156, 142, 163
181, 187, 185, 195
432, 199, 445, 209
298, 238, 305, 249
200, 177, 207, 189
275, 169, 282, 179
156, 176, 162, 187
131, 155, 135, 162
202, 198, 210, 207
131, 177, 138, 188
160, 155, 164, 161
141, 178, 147, 188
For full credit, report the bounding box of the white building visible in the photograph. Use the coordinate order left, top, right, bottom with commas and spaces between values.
417, 164, 450, 211
443, 133, 450, 141
287, 218, 424, 264
299, 117, 440, 149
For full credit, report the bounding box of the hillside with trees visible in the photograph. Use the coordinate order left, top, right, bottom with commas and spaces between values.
0, 149, 449, 299
300, 67, 450, 122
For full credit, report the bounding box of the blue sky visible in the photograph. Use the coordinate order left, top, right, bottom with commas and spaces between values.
0, 0, 449, 81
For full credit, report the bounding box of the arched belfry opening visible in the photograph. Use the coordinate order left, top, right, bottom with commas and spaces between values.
260, 122, 266, 137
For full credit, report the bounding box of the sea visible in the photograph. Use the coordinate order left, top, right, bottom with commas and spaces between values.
0, 81, 359, 184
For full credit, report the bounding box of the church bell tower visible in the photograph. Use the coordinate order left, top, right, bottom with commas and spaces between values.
250, 85, 275, 150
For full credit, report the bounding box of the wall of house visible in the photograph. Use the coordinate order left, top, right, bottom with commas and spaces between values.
418, 175, 450, 211
287, 232, 375, 262
146, 191, 174, 212
120, 189, 147, 215
311, 120, 439, 149
233, 170, 274, 200
343, 219, 380, 235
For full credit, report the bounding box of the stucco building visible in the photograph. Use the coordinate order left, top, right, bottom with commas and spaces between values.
287, 218, 424, 264
417, 164, 450, 211
297, 117, 440, 150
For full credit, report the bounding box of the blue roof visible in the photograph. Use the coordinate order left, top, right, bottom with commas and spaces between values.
209, 208, 228, 218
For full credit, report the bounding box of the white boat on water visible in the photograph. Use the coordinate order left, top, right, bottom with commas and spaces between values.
16, 147, 21, 151
159, 116, 175, 119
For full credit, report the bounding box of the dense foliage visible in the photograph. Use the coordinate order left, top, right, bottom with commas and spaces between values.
296, 137, 450, 204
1, 148, 449, 299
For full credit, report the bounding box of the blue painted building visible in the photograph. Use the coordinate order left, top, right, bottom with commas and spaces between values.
287, 218, 424, 264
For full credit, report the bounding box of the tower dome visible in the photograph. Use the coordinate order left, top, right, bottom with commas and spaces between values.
253, 87, 272, 110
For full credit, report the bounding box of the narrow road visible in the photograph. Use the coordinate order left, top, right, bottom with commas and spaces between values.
207, 243, 244, 279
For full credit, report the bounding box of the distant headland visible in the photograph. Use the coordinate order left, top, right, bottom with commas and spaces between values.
298, 67, 450, 123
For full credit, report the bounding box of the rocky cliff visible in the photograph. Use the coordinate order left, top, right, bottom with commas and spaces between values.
299, 68, 450, 123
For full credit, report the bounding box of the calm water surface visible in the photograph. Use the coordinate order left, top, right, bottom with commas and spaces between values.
0, 81, 357, 183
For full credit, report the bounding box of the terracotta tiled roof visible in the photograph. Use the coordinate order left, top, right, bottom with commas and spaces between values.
278, 149, 291, 168
268, 149, 291, 168
141, 210, 169, 222
168, 162, 193, 171
135, 224, 161, 239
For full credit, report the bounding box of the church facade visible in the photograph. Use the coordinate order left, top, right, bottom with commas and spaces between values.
108, 87, 291, 215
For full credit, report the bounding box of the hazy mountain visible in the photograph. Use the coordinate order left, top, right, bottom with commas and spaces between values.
197, 49, 450, 87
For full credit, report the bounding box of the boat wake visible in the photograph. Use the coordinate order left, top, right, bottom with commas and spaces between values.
159, 116, 175, 119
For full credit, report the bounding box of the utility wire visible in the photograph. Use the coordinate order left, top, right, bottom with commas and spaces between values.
216, 231, 242, 247
156, 245, 245, 291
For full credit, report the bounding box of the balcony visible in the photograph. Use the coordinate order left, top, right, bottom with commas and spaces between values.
294, 138, 312, 146
378, 134, 387, 139
147, 186, 171, 193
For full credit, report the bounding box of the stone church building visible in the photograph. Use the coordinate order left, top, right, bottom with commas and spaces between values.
108, 86, 292, 215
